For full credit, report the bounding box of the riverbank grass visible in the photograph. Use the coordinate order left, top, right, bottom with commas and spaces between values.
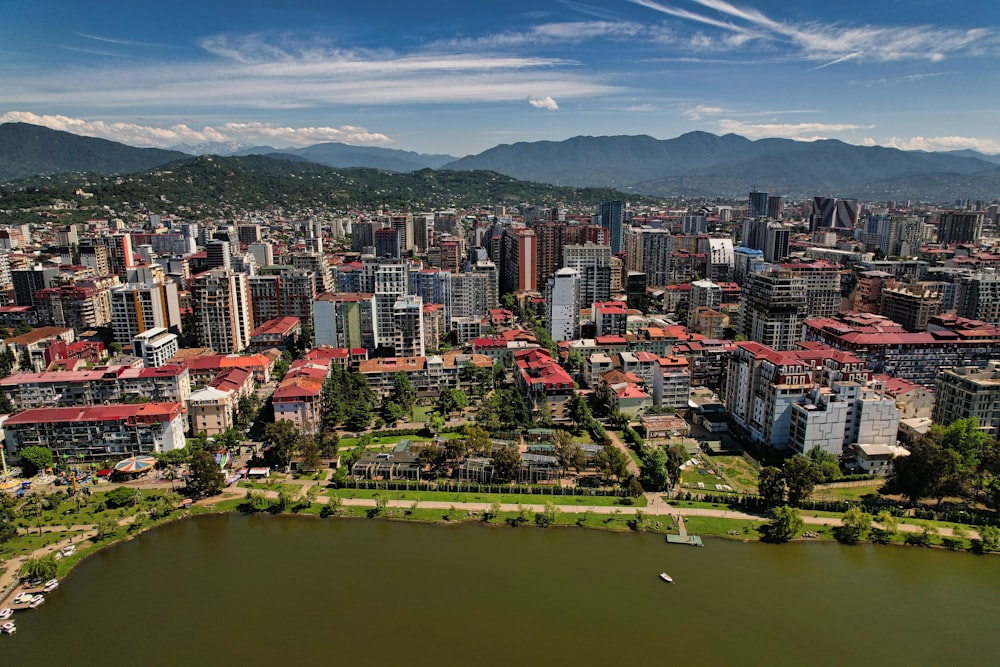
327, 487, 645, 508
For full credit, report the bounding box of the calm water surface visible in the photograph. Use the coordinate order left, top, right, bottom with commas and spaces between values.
4, 514, 999, 666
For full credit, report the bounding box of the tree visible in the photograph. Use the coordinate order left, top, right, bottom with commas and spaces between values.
462, 425, 492, 456
188, 450, 225, 498
664, 444, 687, 488
761, 505, 803, 543
19, 445, 54, 476
871, 510, 899, 544
534, 501, 559, 527
979, 525, 1000, 552
299, 437, 322, 472
105, 486, 143, 509
835, 507, 873, 544
886, 435, 960, 505
236, 395, 259, 429
391, 372, 416, 416
318, 430, 340, 459
425, 413, 445, 435
264, 420, 301, 469
491, 445, 522, 484
244, 489, 271, 513
757, 466, 786, 508
567, 392, 591, 434
807, 446, 842, 482
639, 446, 669, 492
782, 455, 822, 507
22, 554, 58, 581
593, 445, 630, 484
215, 426, 244, 452
381, 399, 404, 426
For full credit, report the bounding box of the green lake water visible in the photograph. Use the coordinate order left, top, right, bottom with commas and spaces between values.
3, 514, 999, 666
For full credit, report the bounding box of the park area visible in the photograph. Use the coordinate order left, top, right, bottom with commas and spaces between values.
680, 454, 760, 494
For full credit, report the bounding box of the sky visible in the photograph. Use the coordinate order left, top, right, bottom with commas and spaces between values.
1, 0, 998, 156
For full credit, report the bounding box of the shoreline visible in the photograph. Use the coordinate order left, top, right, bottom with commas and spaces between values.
2, 486, 992, 608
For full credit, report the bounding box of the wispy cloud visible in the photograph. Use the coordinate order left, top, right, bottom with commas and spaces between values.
632, 0, 1000, 65
717, 119, 874, 140
0, 111, 392, 148
864, 71, 956, 87
529, 96, 560, 111
74, 32, 173, 49
2, 34, 620, 111
872, 135, 1000, 155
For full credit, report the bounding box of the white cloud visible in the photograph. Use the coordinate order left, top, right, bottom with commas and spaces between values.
0, 111, 392, 148
717, 119, 874, 139
881, 135, 1000, 154
683, 104, 727, 120
529, 96, 560, 111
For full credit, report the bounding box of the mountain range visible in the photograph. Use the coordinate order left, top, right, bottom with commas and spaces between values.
2, 122, 998, 201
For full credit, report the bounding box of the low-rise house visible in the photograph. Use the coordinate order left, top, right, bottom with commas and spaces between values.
351, 451, 422, 480
639, 414, 690, 445
851, 443, 910, 475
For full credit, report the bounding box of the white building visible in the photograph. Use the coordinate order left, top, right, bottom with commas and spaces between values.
546, 268, 580, 342
131, 327, 179, 368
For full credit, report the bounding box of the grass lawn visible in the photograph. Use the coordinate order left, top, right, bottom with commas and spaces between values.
411, 405, 434, 422
339, 432, 462, 448
705, 456, 760, 493
327, 487, 646, 507
679, 515, 764, 540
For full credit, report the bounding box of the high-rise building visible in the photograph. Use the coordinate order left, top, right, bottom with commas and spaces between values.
781, 260, 842, 319
880, 285, 942, 332
189, 268, 253, 353
766, 195, 783, 221
360, 258, 410, 352
374, 228, 402, 259
626, 272, 647, 312
934, 362, 1000, 439
739, 270, 808, 350
546, 268, 580, 342
937, 210, 985, 245
352, 220, 378, 253
12, 266, 58, 308
392, 295, 425, 357
248, 267, 317, 328
237, 224, 262, 245
313, 292, 375, 350
501, 227, 536, 294
956, 273, 1000, 325
391, 214, 413, 252
248, 242, 274, 269
748, 190, 769, 219
598, 200, 625, 254
625, 227, 672, 287
206, 240, 232, 270
110, 266, 183, 344
563, 243, 612, 307
810, 197, 859, 234
409, 269, 452, 327
291, 252, 334, 294
688, 279, 722, 327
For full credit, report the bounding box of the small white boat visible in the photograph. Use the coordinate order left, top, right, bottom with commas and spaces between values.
60, 545, 76, 556
43, 579, 59, 592
659, 572, 674, 583
12, 593, 32, 605
28, 595, 44, 608
0, 608, 11, 620
1, 621, 15, 635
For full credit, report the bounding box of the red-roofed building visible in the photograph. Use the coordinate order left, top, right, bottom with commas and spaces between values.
249, 316, 301, 352
803, 312, 1000, 388
513, 348, 575, 422
4, 402, 187, 461
724, 341, 896, 452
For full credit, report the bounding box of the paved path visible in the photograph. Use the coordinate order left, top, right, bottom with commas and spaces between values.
604, 430, 640, 477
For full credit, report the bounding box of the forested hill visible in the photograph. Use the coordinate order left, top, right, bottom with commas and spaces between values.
0, 154, 666, 218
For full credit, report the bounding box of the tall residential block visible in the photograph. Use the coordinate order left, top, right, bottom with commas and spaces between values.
189, 268, 253, 354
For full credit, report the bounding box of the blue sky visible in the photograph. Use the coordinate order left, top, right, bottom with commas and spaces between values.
1, 0, 998, 155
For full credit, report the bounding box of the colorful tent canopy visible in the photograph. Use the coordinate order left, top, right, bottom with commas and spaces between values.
214, 452, 230, 468
113, 456, 157, 475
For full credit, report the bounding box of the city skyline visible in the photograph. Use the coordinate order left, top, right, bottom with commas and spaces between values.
1, 0, 998, 156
